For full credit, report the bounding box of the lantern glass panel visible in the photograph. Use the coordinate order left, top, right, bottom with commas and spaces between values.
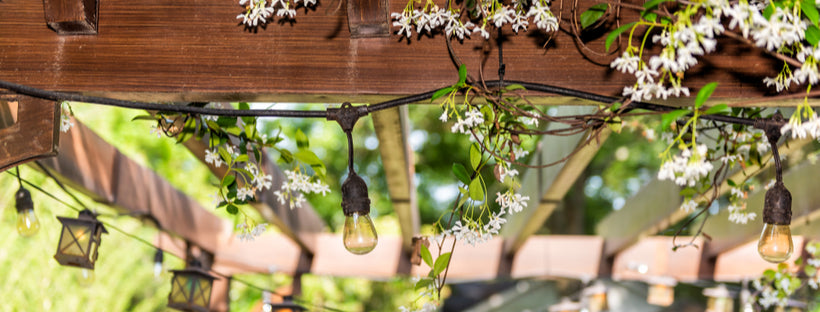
59, 223, 91, 256
193, 276, 212, 307
170, 275, 192, 304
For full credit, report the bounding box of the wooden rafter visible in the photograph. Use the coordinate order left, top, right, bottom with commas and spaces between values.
0, 94, 60, 172
0, 0, 789, 102
501, 106, 605, 255
371, 106, 419, 251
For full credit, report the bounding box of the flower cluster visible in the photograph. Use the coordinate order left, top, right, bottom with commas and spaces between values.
273, 168, 330, 209
781, 111, 820, 140
657, 144, 713, 187
236, 221, 268, 242
450, 108, 485, 134
391, 0, 558, 40
236, 0, 317, 27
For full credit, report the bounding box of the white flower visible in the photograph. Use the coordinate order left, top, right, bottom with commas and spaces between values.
491, 6, 515, 28
611, 52, 641, 74
527, 2, 558, 31
657, 144, 713, 187
728, 204, 757, 224
237, 187, 255, 201
391, 12, 414, 38
60, 102, 74, 132
498, 166, 519, 183
484, 210, 507, 234
237, 222, 268, 242
205, 149, 224, 168
450, 109, 484, 134
808, 258, 820, 267
473, 25, 490, 39
679, 200, 698, 212
495, 191, 530, 214
276, 169, 330, 208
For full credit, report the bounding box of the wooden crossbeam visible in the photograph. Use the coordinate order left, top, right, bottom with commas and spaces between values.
0, 94, 60, 172
371, 106, 419, 251
0, 0, 784, 102
501, 106, 605, 255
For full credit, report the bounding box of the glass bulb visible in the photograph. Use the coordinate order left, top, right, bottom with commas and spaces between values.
77, 268, 95, 287
16, 208, 39, 237
343, 212, 378, 255
758, 223, 793, 263
154, 261, 163, 278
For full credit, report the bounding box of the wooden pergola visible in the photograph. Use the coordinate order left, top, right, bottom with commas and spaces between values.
1, 0, 819, 309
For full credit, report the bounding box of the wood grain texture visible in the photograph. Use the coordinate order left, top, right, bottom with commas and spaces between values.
0, 95, 59, 172
0, 0, 779, 102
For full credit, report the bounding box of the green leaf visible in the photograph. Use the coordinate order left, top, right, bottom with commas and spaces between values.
661, 109, 691, 130
790, 278, 801, 292
238, 102, 250, 110
452, 163, 471, 185
278, 149, 294, 163
806, 265, 817, 277
804, 0, 820, 25
679, 188, 696, 197
221, 175, 236, 188
469, 178, 484, 201
226, 204, 239, 215
807, 24, 820, 46
432, 87, 454, 101
420, 244, 433, 268
727, 179, 737, 187
294, 150, 323, 166
609, 102, 622, 112
695, 82, 718, 108
764, 269, 776, 280
131, 115, 158, 121
470, 143, 482, 170
457, 64, 467, 86
580, 4, 608, 29
605, 22, 636, 52
415, 278, 433, 291
235, 154, 249, 163
432, 252, 452, 277
763, 3, 775, 19
295, 129, 309, 149
216, 116, 237, 127
643, 0, 674, 10
703, 103, 731, 115
504, 84, 526, 91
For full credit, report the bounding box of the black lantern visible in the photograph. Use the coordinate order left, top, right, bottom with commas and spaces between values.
266, 296, 307, 312
167, 263, 217, 312
54, 209, 107, 269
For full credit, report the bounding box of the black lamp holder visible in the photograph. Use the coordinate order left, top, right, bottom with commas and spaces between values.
754, 112, 792, 226
327, 102, 371, 217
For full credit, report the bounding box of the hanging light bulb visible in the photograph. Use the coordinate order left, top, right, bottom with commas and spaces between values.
341, 172, 377, 255
153, 248, 164, 278
757, 114, 794, 263
15, 186, 39, 237
757, 171, 793, 263
646, 276, 677, 307
328, 102, 378, 255
703, 284, 734, 312
77, 268, 95, 287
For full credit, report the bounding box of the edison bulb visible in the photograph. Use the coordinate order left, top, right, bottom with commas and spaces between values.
16, 208, 40, 237
343, 212, 378, 255
77, 268, 95, 287
758, 223, 793, 263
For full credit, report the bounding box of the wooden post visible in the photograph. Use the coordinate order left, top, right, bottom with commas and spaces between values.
42, 0, 99, 34
0, 94, 59, 172
346, 0, 389, 38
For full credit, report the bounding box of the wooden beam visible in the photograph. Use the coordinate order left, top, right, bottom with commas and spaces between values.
611, 236, 703, 283
713, 237, 804, 282
371, 106, 419, 251
597, 139, 812, 257
702, 157, 820, 257
0, 94, 59, 172
501, 106, 604, 255
41, 0, 99, 34
0, 0, 784, 101
510, 235, 604, 280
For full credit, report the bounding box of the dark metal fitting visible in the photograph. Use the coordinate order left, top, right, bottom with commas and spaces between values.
341, 172, 371, 216
763, 180, 792, 225
754, 111, 786, 144
15, 187, 33, 213
327, 102, 369, 133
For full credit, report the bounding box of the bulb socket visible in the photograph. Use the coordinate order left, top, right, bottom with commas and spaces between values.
341, 172, 371, 216
763, 181, 792, 225
15, 187, 33, 213
154, 249, 164, 264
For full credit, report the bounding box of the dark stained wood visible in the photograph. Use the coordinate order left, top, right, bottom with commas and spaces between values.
42, 0, 99, 34
0, 0, 780, 102
0, 94, 59, 172
347, 0, 390, 37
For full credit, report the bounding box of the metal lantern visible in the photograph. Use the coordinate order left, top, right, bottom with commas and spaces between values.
266, 296, 307, 312
53, 209, 107, 269
167, 264, 217, 312
703, 284, 734, 312
646, 276, 677, 307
